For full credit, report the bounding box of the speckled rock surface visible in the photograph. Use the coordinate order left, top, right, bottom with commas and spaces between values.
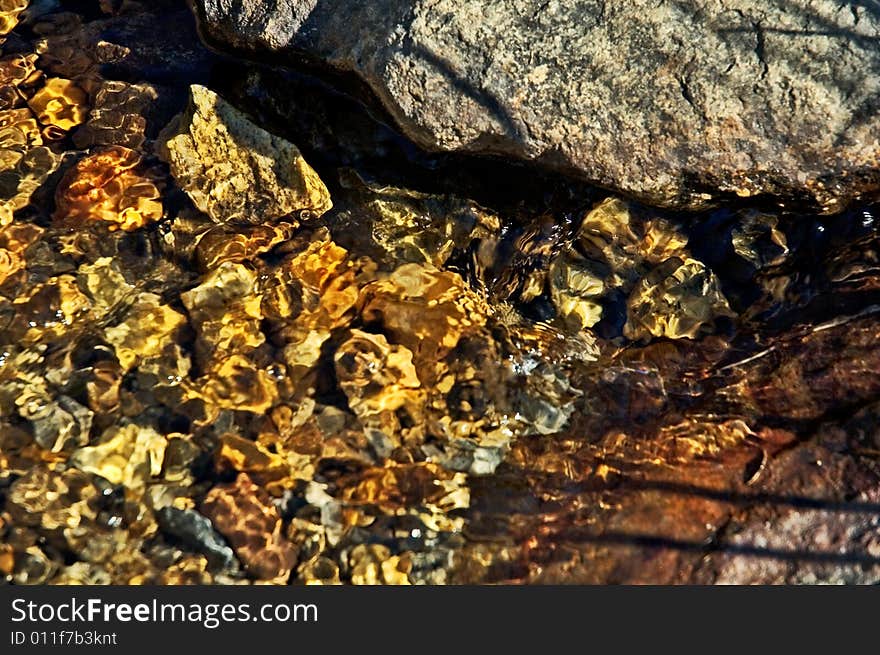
158, 84, 332, 223
191, 0, 880, 213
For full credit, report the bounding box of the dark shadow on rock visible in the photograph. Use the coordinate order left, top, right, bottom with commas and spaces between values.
708, 0, 880, 139
575, 530, 880, 566
293, 1, 525, 144
406, 44, 525, 143
852, 0, 880, 18
615, 476, 880, 513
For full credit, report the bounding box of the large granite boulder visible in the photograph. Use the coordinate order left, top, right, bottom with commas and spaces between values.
190, 0, 880, 213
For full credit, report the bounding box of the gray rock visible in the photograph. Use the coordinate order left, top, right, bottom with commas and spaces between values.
156, 506, 239, 571
190, 0, 880, 213
19, 393, 93, 453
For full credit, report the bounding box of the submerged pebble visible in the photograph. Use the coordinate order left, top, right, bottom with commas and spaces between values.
159, 84, 332, 224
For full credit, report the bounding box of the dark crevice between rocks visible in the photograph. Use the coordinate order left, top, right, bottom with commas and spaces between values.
207, 61, 599, 224
752, 20, 769, 81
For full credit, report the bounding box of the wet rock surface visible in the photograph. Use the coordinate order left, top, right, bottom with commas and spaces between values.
159, 84, 332, 224
155, 505, 238, 571
191, 0, 880, 213
2, 0, 880, 586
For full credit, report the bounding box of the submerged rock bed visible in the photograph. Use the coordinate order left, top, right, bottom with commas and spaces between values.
2, 0, 880, 585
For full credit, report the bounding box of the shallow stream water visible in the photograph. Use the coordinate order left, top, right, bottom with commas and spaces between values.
2, 0, 880, 585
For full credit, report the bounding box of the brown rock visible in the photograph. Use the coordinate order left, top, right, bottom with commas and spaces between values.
200, 473, 296, 580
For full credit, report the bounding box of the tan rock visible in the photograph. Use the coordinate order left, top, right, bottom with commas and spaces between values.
70, 424, 167, 489
159, 84, 331, 223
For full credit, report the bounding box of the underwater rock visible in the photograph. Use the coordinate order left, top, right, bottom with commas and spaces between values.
193, 221, 298, 272
180, 260, 265, 362
192, 0, 880, 213
215, 432, 314, 492
0, 1, 28, 44
72, 80, 158, 150
656, 418, 756, 462
77, 256, 134, 314
53, 146, 164, 231
11, 546, 58, 584
731, 212, 790, 270
358, 263, 521, 472
298, 556, 341, 585
9, 275, 90, 343
347, 543, 411, 585
0, 347, 94, 454
155, 506, 238, 571
6, 466, 99, 534
83, 360, 122, 415
0, 54, 40, 111
180, 260, 279, 413
158, 84, 332, 224
154, 555, 215, 584
0, 244, 22, 285
20, 393, 93, 453
624, 256, 734, 341
70, 423, 167, 489
0, 104, 61, 214
193, 353, 280, 414
337, 462, 470, 517
334, 329, 424, 458
200, 473, 297, 581
738, 315, 880, 421
338, 171, 502, 269
0, 220, 41, 293
48, 561, 113, 585
550, 197, 733, 339
104, 292, 187, 371
360, 263, 486, 370
31, 14, 106, 96
550, 198, 652, 330
26, 77, 88, 133
269, 231, 373, 375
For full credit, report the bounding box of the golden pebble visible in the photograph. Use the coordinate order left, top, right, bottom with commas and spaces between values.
0, 1, 29, 39
348, 544, 411, 585
159, 85, 332, 223
27, 77, 88, 132
53, 146, 163, 231
299, 557, 341, 585
191, 355, 279, 414
70, 423, 168, 488
104, 293, 187, 371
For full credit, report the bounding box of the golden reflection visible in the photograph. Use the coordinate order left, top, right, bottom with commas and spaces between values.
53, 146, 163, 231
